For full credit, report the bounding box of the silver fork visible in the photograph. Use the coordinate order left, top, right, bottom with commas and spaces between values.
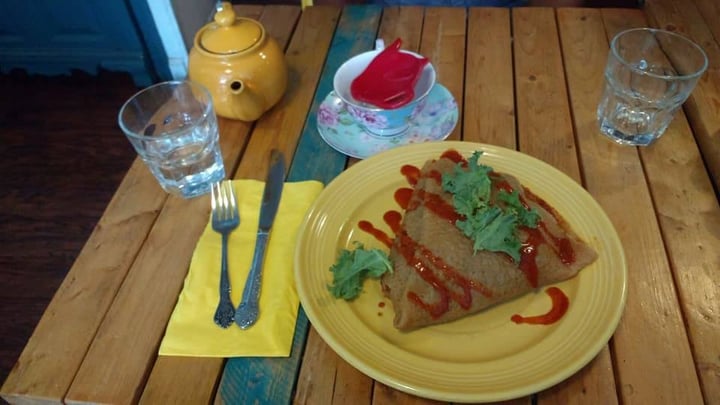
210, 181, 239, 328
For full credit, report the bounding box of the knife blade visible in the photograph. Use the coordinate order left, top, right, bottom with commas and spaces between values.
235, 149, 285, 329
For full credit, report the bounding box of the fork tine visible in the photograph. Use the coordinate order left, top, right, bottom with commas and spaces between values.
210, 182, 220, 219
220, 181, 230, 221
224, 181, 237, 220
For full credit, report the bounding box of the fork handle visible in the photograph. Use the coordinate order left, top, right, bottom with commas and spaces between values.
213, 232, 235, 328
235, 231, 269, 329
220, 233, 232, 298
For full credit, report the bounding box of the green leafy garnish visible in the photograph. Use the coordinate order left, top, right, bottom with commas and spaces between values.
327, 242, 393, 300
442, 151, 540, 262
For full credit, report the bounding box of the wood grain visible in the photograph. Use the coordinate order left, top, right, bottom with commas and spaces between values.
610, 3, 720, 402
639, 93, 720, 405
560, 7, 704, 404
512, 8, 581, 180
372, 383, 444, 405
692, 0, 720, 47
235, 5, 343, 180
60, 5, 301, 401
378, 6, 424, 52
513, 8, 617, 404
543, 10, 622, 404
217, 5, 345, 405
420, 7, 466, 141
130, 5, 303, 403
464, 7, 515, 148
139, 356, 224, 405
643, 0, 720, 191
1, 156, 166, 405
290, 5, 383, 404
4, 6, 719, 405
294, 328, 342, 404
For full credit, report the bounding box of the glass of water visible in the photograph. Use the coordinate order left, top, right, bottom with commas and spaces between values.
597, 28, 707, 146
118, 80, 225, 198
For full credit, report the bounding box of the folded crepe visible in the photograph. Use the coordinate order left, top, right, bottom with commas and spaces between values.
382, 154, 597, 331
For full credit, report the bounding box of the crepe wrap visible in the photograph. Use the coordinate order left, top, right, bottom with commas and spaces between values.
381, 156, 597, 331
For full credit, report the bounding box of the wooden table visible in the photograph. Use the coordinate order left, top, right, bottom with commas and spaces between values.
3, 2, 719, 404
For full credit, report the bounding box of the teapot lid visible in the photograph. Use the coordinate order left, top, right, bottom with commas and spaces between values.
199, 2, 263, 54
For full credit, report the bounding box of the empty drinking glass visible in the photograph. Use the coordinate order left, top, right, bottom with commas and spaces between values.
597, 28, 708, 146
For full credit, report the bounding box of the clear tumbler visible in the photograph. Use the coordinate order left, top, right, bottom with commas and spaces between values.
597, 28, 707, 146
118, 80, 225, 198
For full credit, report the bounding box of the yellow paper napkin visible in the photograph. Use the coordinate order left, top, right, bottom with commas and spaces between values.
159, 179, 324, 357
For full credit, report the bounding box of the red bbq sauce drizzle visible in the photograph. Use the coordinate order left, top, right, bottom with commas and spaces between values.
400, 164, 421, 186
519, 226, 543, 288
397, 232, 451, 318
394, 188, 413, 210
357, 149, 577, 324
440, 149, 467, 164
511, 287, 569, 325
417, 190, 462, 224
384, 210, 402, 234
395, 230, 492, 318
524, 187, 576, 265
428, 169, 443, 184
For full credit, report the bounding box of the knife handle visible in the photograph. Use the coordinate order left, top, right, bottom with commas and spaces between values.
235, 231, 269, 329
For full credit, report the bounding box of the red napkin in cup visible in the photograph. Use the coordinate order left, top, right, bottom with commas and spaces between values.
350, 38, 429, 109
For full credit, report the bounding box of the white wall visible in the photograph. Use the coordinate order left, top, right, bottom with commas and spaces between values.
172, 0, 217, 50
146, 0, 216, 80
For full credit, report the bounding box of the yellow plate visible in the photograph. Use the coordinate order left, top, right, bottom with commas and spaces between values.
294, 141, 626, 403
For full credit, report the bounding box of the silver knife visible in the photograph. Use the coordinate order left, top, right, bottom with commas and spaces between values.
235, 150, 285, 329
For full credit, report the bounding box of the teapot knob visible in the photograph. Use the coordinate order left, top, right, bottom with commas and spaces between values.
214, 1, 236, 27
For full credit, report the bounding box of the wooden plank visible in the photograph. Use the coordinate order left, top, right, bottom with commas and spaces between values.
299, 6, 428, 401
293, 328, 342, 404
513, 7, 581, 179
0, 157, 167, 405
232, 4, 264, 20
464, 7, 515, 148
378, 6, 424, 51
513, 8, 617, 404
217, 5, 383, 405
639, 89, 720, 404
643, 0, 720, 191
288, 5, 383, 404
64, 27, 262, 404
139, 357, 224, 404
293, 3, 385, 180
558, 7, 704, 404
137, 6, 302, 405
63, 195, 210, 404
419, 7, 466, 141
692, 0, 720, 46
234, 5, 344, 181
534, 10, 620, 403
217, 4, 342, 405
372, 383, 445, 405
603, 6, 720, 403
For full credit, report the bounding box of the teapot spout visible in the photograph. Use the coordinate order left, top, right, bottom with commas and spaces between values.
227, 80, 266, 121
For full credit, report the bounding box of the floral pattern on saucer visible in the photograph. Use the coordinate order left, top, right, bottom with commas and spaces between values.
316, 84, 458, 159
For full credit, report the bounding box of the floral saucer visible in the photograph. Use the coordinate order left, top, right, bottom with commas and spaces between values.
316, 84, 458, 159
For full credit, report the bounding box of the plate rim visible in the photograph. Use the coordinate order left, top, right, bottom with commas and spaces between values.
294, 141, 627, 402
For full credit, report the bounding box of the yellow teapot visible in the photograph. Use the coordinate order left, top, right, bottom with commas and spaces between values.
188, 2, 288, 121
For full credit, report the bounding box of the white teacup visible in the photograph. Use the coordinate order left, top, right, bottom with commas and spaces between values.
333, 44, 436, 137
